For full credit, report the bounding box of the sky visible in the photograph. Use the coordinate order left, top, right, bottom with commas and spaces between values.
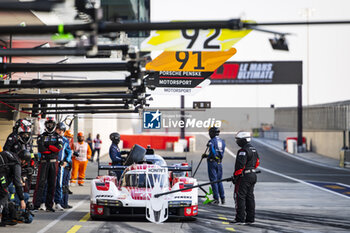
147, 0, 350, 108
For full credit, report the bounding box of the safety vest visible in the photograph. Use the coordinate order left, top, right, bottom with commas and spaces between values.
74, 142, 89, 161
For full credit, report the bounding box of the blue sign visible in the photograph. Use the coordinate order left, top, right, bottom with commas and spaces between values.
143, 110, 161, 129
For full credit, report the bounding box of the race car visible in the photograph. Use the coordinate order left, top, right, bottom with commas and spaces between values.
90, 145, 198, 223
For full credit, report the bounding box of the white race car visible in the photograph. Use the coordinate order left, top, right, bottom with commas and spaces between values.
90, 147, 198, 223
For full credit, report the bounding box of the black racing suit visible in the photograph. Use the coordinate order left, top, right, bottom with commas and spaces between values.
3, 132, 17, 151
0, 151, 25, 220
33, 132, 63, 209
3, 133, 34, 193
4, 132, 33, 156
233, 143, 260, 223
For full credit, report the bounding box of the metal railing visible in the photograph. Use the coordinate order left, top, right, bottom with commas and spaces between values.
275, 103, 350, 131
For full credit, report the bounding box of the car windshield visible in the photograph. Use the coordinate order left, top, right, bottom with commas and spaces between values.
146, 159, 166, 166
172, 171, 187, 178
122, 173, 168, 188
144, 155, 167, 166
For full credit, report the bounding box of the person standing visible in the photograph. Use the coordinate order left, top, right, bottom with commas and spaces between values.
86, 133, 93, 161
202, 127, 226, 205
3, 119, 35, 194
109, 133, 127, 179
3, 119, 27, 151
92, 134, 102, 163
33, 117, 63, 212
62, 130, 74, 208
4, 119, 33, 158
232, 131, 260, 225
54, 123, 72, 211
70, 132, 91, 186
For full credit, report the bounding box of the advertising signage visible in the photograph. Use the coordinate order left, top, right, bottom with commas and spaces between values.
210, 61, 302, 85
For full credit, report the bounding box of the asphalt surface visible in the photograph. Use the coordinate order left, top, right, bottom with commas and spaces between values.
3, 133, 350, 233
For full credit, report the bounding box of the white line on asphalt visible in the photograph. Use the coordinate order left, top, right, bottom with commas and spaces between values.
258, 166, 350, 199
37, 197, 89, 233
253, 138, 348, 171
337, 182, 350, 189
224, 146, 236, 159
200, 133, 350, 199
282, 173, 350, 176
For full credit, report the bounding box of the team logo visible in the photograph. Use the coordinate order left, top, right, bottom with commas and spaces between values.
143, 110, 162, 129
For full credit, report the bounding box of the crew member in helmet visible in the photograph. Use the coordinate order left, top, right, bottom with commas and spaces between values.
33, 117, 63, 212
3, 119, 26, 151
4, 119, 33, 158
70, 132, 91, 186
202, 127, 226, 205
109, 133, 128, 179
54, 123, 72, 210
109, 132, 128, 165
8, 150, 32, 213
232, 131, 260, 225
4, 120, 35, 195
17, 150, 33, 199
0, 151, 26, 226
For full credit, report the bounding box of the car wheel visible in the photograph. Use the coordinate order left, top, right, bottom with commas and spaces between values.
90, 214, 100, 221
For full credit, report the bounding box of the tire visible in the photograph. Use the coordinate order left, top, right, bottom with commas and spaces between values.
90, 214, 100, 221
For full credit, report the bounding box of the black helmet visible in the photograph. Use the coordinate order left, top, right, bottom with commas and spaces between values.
18, 120, 32, 144
44, 116, 56, 133
18, 150, 32, 164
56, 122, 67, 132
235, 131, 251, 147
1, 151, 20, 164
209, 127, 220, 138
110, 132, 120, 145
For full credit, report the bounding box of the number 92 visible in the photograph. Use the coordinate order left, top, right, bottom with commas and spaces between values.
181, 29, 221, 50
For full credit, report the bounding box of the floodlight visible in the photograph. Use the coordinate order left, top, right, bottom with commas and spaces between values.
269, 36, 289, 51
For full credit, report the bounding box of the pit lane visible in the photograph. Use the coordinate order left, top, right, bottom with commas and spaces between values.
5, 134, 350, 233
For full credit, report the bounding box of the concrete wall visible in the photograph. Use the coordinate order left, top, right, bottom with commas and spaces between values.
0, 119, 13, 149
264, 130, 344, 159
274, 103, 350, 160
79, 117, 119, 157
303, 131, 344, 160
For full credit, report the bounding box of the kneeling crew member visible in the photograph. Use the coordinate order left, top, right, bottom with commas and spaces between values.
0, 151, 26, 226
233, 131, 260, 224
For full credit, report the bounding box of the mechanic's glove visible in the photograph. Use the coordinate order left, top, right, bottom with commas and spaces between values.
59, 161, 66, 167
48, 145, 61, 153
73, 151, 80, 157
121, 151, 129, 155
26, 167, 34, 176
201, 153, 208, 159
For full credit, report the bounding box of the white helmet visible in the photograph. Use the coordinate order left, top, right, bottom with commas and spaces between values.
235, 131, 251, 147
18, 120, 32, 144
